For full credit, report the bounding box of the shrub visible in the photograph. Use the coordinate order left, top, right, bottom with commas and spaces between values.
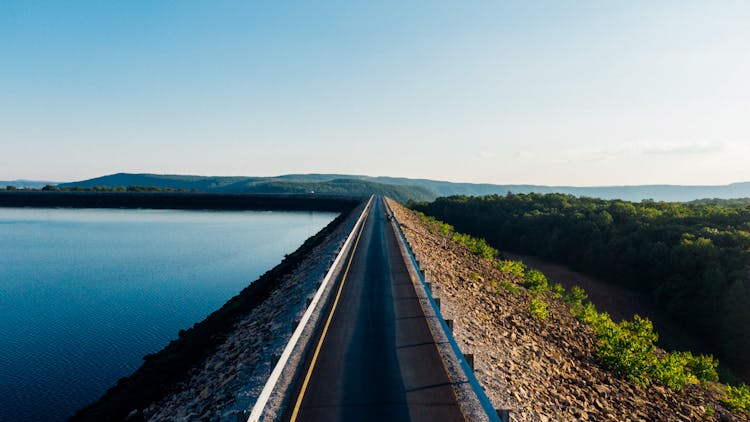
415, 211, 454, 237
500, 280, 520, 295
529, 297, 549, 319
650, 351, 720, 390
565, 285, 588, 305
726, 384, 750, 413
595, 315, 657, 386
564, 285, 588, 315
413, 211, 497, 258
651, 351, 698, 390
570, 296, 720, 391
687, 354, 720, 383
495, 260, 526, 278
522, 269, 549, 295
575, 301, 600, 323
551, 283, 565, 299
451, 232, 497, 259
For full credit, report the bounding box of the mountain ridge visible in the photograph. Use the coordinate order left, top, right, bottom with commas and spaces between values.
55, 173, 750, 202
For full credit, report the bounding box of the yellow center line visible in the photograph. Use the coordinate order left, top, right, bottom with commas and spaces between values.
289, 206, 370, 422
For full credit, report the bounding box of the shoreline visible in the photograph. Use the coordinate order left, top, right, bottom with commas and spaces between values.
67, 197, 364, 421
0, 191, 361, 213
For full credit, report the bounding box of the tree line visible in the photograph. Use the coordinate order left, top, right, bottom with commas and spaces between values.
4, 185, 196, 192
411, 193, 750, 383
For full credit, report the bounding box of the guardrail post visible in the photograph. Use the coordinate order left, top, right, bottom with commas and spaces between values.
445, 319, 453, 332
464, 353, 474, 370
425, 281, 431, 293
234, 410, 248, 422
305, 297, 312, 307
496, 409, 511, 422
434, 297, 441, 309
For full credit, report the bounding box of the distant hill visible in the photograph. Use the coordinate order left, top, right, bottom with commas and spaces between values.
57, 173, 750, 203
355, 176, 750, 202
58, 173, 433, 203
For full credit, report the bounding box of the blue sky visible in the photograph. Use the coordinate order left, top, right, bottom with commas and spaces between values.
2, 1, 748, 185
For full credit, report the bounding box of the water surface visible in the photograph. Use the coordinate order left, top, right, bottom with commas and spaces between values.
0, 207, 337, 421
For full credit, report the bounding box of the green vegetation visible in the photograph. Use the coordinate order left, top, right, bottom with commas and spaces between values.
415, 211, 454, 236
413, 193, 750, 381
522, 269, 549, 294
529, 296, 549, 319
551, 283, 565, 299
244, 179, 433, 203
57, 173, 436, 202
726, 384, 750, 413
499, 280, 520, 295
572, 298, 719, 390
412, 208, 727, 395
564, 286, 589, 316
63, 172, 750, 202
705, 404, 715, 417
35, 184, 194, 193
495, 260, 526, 277
414, 211, 497, 259
689, 198, 750, 207
451, 232, 497, 259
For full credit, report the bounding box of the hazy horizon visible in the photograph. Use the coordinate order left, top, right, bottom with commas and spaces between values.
2, 1, 748, 185
4, 171, 750, 189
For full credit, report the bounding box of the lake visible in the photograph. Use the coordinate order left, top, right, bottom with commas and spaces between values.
0, 207, 337, 421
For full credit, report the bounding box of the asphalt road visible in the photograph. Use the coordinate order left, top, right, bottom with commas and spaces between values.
286, 196, 465, 422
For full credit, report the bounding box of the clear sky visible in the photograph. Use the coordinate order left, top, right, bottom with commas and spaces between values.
1, 1, 748, 185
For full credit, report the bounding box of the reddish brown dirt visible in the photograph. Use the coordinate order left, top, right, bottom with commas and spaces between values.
501, 252, 709, 356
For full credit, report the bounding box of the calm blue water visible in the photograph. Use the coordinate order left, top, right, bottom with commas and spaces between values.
0, 207, 337, 422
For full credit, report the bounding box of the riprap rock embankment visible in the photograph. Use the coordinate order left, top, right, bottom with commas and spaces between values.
387, 198, 745, 422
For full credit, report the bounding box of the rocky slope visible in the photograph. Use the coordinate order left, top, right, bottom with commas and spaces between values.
387, 198, 746, 422
143, 206, 361, 421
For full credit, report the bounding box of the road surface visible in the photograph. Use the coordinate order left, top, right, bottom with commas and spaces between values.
285, 196, 465, 422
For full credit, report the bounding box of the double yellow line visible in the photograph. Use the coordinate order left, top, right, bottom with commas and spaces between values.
289, 207, 370, 421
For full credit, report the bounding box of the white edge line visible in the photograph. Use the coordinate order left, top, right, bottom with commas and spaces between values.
247, 195, 374, 422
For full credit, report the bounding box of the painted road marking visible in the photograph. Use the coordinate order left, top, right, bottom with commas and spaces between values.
247, 196, 373, 422
289, 204, 370, 422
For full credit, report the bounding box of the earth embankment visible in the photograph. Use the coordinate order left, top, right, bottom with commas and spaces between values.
70, 198, 365, 421
387, 198, 745, 422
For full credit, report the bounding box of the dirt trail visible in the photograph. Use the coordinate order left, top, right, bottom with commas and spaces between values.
502, 252, 708, 355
